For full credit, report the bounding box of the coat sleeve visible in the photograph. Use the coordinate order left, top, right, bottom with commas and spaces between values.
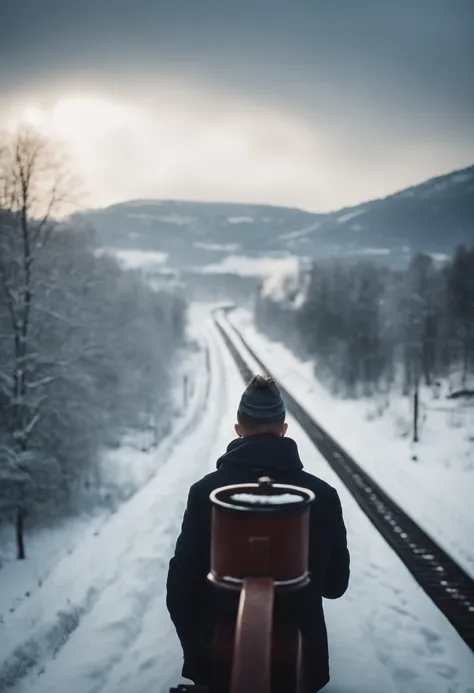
166, 483, 210, 649
322, 488, 350, 599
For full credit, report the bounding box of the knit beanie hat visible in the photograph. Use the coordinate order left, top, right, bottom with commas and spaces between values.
238, 375, 286, 421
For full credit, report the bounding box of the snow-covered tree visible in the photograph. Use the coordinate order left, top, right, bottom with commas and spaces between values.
0, 127, 76, 557
255, 248, 473, 402
0, 128, 187, 559
446, 245, 474, 387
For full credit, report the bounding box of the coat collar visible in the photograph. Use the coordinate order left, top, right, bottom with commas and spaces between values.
216, 434, 303, 473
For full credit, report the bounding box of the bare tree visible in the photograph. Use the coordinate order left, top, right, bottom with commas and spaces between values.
0, 127, 188, 562
0, 126, 75, 558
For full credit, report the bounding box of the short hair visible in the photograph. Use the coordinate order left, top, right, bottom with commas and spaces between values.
236, 410, 285, 434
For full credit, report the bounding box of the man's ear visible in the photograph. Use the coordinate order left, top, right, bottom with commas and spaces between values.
281, 423, 288, 437
235, 423, 243, 438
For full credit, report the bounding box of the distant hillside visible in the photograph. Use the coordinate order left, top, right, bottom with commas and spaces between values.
287, 165, 474, 263
77, 165, 474, 271
77, 200, 318, 268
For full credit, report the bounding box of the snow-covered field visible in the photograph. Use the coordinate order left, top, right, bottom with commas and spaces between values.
228, 307, 474, 582
1, 304, 473, 693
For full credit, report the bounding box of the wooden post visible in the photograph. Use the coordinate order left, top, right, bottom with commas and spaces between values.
16, 505, 25, 560
413, 388, 419, 443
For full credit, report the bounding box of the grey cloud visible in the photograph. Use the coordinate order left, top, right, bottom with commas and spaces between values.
2, 1, 473, 107
1, 0, 472, 208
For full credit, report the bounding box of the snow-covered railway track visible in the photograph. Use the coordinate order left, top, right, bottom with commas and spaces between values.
214, 310, 474, 652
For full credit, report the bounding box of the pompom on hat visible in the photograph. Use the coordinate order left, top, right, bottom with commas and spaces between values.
238, 375, 286, 421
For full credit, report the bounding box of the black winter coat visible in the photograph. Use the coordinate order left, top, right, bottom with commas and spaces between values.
166, 434, 350, 691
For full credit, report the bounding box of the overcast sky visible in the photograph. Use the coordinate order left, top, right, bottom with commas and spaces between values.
1, 0, 473, 211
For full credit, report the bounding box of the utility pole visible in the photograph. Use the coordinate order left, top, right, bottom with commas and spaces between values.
413, 386, 419, 444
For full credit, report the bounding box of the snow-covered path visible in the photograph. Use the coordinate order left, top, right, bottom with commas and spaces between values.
227, 308, 474, 582
0, 310, 242, 693
1, 305, 473, 693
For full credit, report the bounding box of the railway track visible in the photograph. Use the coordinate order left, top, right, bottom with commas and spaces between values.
213, 310, 474, 652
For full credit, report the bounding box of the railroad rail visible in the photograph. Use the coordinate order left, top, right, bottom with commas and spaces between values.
213, 309, 474, 652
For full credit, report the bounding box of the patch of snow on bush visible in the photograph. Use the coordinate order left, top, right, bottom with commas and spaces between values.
429, 252, 449, 263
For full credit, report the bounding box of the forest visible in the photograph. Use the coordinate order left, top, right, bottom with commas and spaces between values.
256, 246, 474, 399
0, 129, 187, 560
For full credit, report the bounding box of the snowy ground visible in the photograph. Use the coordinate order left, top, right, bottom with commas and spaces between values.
228, 307, 474, 582
0, 341, 201, 621
1, 303, 473, 693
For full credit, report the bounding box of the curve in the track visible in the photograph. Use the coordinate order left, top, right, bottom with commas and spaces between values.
213, 309, 474, 652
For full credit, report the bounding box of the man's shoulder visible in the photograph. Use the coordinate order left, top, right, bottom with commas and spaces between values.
297, 470, 340, 502
189, 468, 339, 504
189, 470, 224, 499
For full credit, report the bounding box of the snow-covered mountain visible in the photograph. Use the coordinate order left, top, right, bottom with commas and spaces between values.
299, 164, 474, 263
78, 164, 474, 270
78, 200, 319, 267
